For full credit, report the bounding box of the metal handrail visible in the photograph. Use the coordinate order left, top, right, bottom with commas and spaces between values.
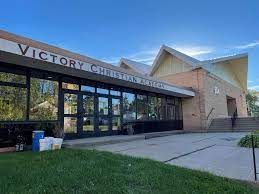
231, 108, 238, 128
206, 108, 215, 128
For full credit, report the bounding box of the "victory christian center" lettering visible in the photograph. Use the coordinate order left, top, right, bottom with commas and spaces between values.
17, 43, 165, 89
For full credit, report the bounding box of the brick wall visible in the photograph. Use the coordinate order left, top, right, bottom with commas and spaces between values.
159, 68, 248, 130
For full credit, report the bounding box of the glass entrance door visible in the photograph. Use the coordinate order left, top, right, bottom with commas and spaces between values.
63, 89, 122, 137
97, 96, 121, 135
63, 92, 78, 134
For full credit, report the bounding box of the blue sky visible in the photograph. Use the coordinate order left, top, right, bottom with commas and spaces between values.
0, 0, 258, 90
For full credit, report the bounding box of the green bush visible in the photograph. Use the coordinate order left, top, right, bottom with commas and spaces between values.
238, 134, 259, 148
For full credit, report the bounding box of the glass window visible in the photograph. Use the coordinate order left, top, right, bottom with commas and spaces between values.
30, 78, 58, 120
97, 88, 109, 94
137, 94, 148, 120
112, 117, 120, 130
83, 95, 94, 115
64, 117, 77, 133
123, 92, 136, 122
110, 90, 121, 96
81, 85, 95, 93
112, 98, 120, 115
167, 97, 175, 104
0, 86, 27, 121
62, 82, 79, 90
148, 96, 158, 120
175, 98, 179, 105
64, 93, 77, 114
167, 104, 175, 120
99, 117, 109, 131
158, 97, 167, 120
0, 72, 26, 84
83, 117, 94, 132
98, 97, 108, 115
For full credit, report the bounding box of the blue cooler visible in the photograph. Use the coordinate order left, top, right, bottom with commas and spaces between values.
32, 131, 44, 152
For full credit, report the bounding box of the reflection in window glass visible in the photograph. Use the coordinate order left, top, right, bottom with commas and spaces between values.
83, 95, 94, 115
137, 95, 148, 120
83, 117, 94, 131
0, 72, 26, 84
148, 96, 158, 120
64, 93, 77, 114
123, 93, 136, 122
62, 82, 79, 90
30, 78, 58, 120
157, 98, 167, 120
64, 117, 77, 133
99, 117, 109, 131
167, 104, 175, 120
110, 90, 121, 96
81, 85, 95, 93
0, 86, 27, 121
112, 117, 120, 130
97, 88, 109, 94
98, 97, 108, 115
112, 99, 120, 115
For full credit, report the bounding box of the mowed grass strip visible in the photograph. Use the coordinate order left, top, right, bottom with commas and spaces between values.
0, 149, 258, 194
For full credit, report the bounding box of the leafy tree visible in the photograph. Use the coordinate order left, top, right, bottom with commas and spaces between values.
246, 90, 259, 117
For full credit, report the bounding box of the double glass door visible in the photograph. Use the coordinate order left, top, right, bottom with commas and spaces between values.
63, 91, 121, 137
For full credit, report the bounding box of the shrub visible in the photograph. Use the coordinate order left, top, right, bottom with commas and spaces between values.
238, 134, 259, 148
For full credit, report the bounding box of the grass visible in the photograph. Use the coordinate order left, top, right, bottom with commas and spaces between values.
0, 149, 258, 194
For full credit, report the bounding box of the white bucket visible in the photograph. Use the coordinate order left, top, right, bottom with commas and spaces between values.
44, 137, 54, 150
39, 139, 49, 152
52, 138, 63, 150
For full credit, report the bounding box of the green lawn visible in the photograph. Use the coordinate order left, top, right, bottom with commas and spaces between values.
0, 149, 258, 194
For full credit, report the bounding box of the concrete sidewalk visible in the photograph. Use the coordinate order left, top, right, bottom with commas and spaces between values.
89, 132, 258, 181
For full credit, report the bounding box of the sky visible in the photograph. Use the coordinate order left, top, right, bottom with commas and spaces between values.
0, 0, 258, 90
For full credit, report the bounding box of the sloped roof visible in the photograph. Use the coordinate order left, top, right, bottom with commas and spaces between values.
150, 45, 200, 75
119, 58, 152, 75
147, 44, 248, 90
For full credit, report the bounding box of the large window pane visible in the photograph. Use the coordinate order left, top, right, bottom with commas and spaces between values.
148, 96, 158, 120
83, 117, 94, 132
64, 117, 77, 133
99, 117, 109, 131
158, 98, 167, 120
0, 72, 26, 84
123, 92, 136, 122
0, 86, 27, 121
167, 104, 175, 120
137, 94, 148, 120
64, 93, 77, 114
98, 97, 108, 115
112, 117, 120, 130
83, 95, 94, 115
30, 78, 58, 120
112, 99, 120, 115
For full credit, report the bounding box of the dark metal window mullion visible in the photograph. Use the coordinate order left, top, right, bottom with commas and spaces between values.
26, 71, 30, 121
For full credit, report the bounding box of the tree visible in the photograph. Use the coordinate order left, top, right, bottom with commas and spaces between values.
246, 90, 259, 117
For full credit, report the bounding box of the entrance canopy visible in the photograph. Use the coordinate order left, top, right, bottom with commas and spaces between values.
0, 30, 194, 98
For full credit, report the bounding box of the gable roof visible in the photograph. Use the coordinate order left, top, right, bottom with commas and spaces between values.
150, 45, 200, 76
119, 58, 152, 75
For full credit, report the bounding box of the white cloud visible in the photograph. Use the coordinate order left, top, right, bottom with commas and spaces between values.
169, 45, 213, 57
235, 41, 259, 49
248, 80, 254, 83
248, 85, 259, 90
103, 45, 213, 65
